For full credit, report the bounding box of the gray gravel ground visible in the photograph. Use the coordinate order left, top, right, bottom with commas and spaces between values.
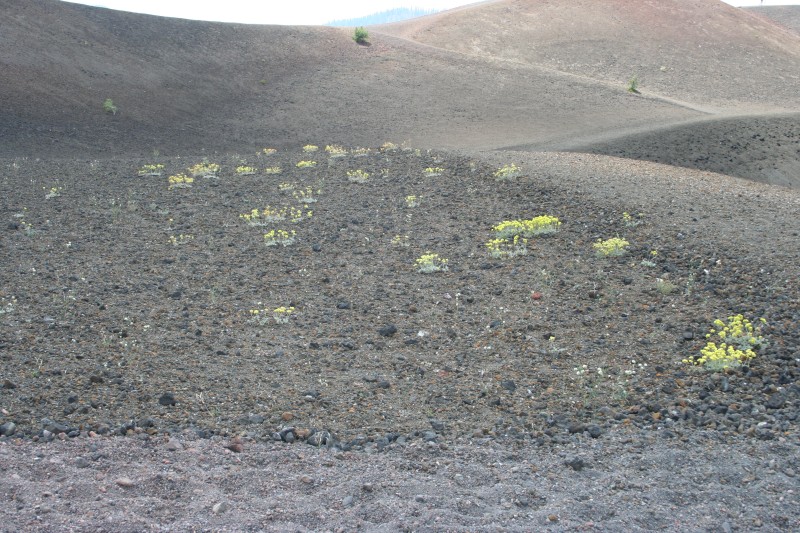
1, 427, 798, 532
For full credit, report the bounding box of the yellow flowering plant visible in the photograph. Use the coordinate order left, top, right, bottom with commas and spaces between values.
138, 164, 164, 177
486, 235, 528, 259
493, 163, 523, 181
347, 170, 369, 183
272, 306, 295, 324
391, 234, 410, 247
262, 148, 277, 155
296, 160, 317, 168
188, 162, 220, 178
622, 212, 643, 227
235, 166, 257, 175
492, 216, 561, 239
293, 187, 320, 203
264, 167, 282, 175
415, 253, 449, 273
248, 305, 295, 325
683, 315, 768, 371
593, 237, 629, 257
240, 206, 312, 226
405, 195, 420, 208
423, 167, 444, 177
263, 229, 296, 246
325, 145, 348, 157
168, 234, 194, 246
168, 174, 194, 189
302, 144, 319, 153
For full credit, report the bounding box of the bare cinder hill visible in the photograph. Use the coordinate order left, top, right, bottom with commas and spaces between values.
1, 0, 799, 186
747, 5, 800, 36
378, 0, 800, 110
0, 0, 696, 158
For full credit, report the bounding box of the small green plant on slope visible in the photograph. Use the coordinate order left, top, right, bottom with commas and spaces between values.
683, 315, 768, 371
627, 75, 639, 93
103, 98, 117, 115
353, 27, 369, 44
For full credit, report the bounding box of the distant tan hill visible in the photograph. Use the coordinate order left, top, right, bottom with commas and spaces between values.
377, 0, 800, 110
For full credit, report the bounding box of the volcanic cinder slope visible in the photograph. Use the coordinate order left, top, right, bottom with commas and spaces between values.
2, 0, 800, 186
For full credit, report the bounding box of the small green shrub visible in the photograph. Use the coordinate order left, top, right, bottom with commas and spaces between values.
103, 98, 118, 115
627, 76, 639, 93
353, 27, 369, 44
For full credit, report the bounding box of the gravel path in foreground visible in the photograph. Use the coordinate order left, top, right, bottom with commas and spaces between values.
1, 428, 798, 532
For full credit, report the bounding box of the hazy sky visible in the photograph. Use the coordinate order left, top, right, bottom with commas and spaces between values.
62, 1, 800, 26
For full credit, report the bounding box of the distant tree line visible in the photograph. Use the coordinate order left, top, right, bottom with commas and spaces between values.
327, 7, 438, 27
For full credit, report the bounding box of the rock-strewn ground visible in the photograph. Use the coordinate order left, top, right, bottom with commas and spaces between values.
1, 146, 798, 530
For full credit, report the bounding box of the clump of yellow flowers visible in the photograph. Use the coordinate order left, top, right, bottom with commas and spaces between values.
272, 306, 295, 324
622, 212, 643, 227
168, 234, 194, 246
138, 164, 164, 176
486, 235, 528, 259
296, 160, 317, 168
593, 237, 629, 257
347, 170, 370, 183
405, 195, 420, 208
168, 174, 194, 189
302, 144, 319, 153
325, 144, 348, 157
493, 163, 523, 181
493, 216, 561, 239
684, 315, 768, 371
415, 252, 448, 273
240, 206, 312, 226
235, 166, 257, 175
263, 229, 296, 246
188, 162, 220, 178
293, 187, 320, 203
423, 167, 445, 177
248, 305, 295, 325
